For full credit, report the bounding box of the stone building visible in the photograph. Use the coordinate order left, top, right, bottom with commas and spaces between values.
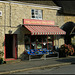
0, 1, 70, 61
54, 1, 75, 48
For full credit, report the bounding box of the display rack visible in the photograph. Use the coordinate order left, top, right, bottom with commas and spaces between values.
25, 48, 59, 61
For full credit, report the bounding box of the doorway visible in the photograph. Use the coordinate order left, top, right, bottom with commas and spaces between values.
5, 34, 17, 60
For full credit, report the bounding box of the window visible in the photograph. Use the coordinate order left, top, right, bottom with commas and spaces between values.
31, 9, 42, 20
25, 35, 30, 50
36, 36, 42, 49
31, 36, 36, 49
25, 35, 54, 50
43, 36, 47, 49
48, 36, 53, 50
36, 36, 42, 43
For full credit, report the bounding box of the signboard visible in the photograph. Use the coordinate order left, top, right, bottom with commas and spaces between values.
23, 19, 55, 25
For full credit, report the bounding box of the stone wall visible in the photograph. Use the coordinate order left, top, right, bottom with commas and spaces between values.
64, 16, 75, 23
9, 3, 57, 57
0, 3, 5, 56
56, 15, 75, 48
10, 3, 57, 27
54, 35, 65, 49
56, 15, 75, 27
0, 1, 74, 59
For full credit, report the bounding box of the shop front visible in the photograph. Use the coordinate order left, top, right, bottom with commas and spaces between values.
22, 19, 66, 60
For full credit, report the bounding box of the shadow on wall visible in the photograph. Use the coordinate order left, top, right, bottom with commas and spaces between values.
60, 21, 75, 45
13, 26, 25, 45
13, 25, 30, 45
19, 51, 29, 61
13, 25, 30, 60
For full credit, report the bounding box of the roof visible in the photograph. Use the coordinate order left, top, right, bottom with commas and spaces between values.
20, 0, 56, 6
53, 1, 75, 15
2, 0, 57, 6
0, 1, 61, 10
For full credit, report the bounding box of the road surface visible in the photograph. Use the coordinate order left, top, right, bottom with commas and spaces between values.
13, 64, 75, 74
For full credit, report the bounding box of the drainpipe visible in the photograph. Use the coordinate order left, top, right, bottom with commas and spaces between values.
9, 1, 11, 27
4, 3, 6, 60
4, 3, 6, 35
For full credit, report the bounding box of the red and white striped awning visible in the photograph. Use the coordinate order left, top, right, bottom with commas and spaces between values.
24, 25, 66, 35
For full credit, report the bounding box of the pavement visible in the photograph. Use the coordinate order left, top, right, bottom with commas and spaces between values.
0, 56, 75, 74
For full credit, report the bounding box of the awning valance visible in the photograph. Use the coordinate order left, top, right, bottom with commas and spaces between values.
24, 25, 66, 35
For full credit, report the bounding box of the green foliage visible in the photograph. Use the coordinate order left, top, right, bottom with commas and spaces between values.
0, 51, 4, 64
0, 58, 3, 64
0, 51, 4, 57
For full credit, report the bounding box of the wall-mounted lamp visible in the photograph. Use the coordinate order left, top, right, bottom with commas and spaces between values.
9, 30, 12, 34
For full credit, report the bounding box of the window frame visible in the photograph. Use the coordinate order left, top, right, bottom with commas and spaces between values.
25, 35, 54, 50
31, 9, 43, 20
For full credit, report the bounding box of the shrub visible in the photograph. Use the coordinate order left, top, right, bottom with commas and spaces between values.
0, 51, 4, 57
59, 44, 75, 57
0, 51, 4, 64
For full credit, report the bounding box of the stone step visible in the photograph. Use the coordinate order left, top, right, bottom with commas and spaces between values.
6, 59, 21, 64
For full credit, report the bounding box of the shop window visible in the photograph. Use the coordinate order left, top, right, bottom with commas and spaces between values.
24, 35, 54, 50
48, 36, 53, 42
48, 43, 53, 50
31, 44, 36, 49
31, 9, 42, 20
25, 44, 30, 50
31, 35, 36, 42
25, 35, 30, 50
25, 35, 30, 44
48, 36, 53, 50
36, 36, 42, 43
43, 36, 47, 42
31, 36, 36, 49
43, 43, 47, 49
43, 36, 47, 49
36, 36, 42, 49
37, 44, 42, 49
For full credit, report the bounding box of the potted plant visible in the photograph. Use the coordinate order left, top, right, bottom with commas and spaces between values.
59, 44, 75, 57
0, 51, 4, 64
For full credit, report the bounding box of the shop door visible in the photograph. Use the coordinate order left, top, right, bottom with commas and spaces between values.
5, 34, 17, 59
